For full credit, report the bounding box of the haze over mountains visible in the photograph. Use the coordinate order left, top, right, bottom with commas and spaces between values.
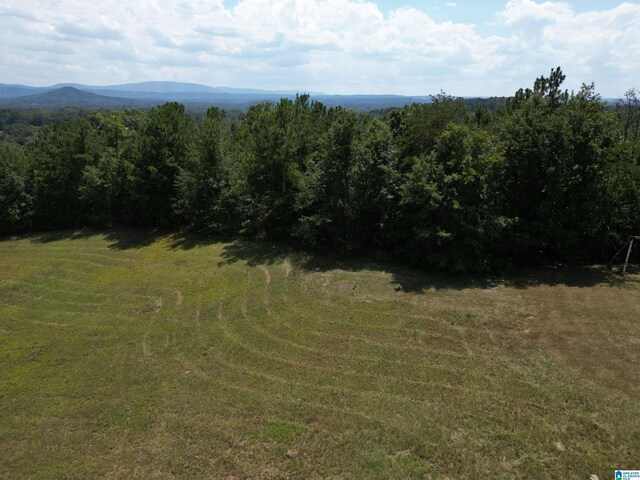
0, 87, 150, 109
0, 82, 434, 110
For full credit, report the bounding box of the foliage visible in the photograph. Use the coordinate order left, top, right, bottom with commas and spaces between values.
0, 142, 32, 233
135, 102, 194, 225
173, 107, 231, 232
1, 68, 639, 271
390, 124, 505, 271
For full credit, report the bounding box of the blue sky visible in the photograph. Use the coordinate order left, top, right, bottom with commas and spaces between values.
376, 0, 624, 17
375, 0, 631, 36
1, 0, 639, 96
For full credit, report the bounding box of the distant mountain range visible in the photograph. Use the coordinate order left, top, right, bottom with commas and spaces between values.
0, 81, 433, 110
0, 87, 150, 108
52, 81, 325, 96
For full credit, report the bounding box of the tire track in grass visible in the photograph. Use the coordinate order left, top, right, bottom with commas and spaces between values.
2, 289, 106, 308
11, 319, 72, 328
283, 259, 292, 280
181, 350, 415, 437
57, 266, 100, 277
142, 297, 163, 360
213, 317, 513, 408
177, 358, 333, 443
302, 275, 479, 358
220, 266, 518, 409
20, 254, 114, 270
249, 266, 471, 367
5, 281, 113, 300
0, 304, 140, 325
183, 355, 448, 459
32, 276, 87, 287
279, 262, 465, 344
243, 298, 465, 376
211, 262, 530, 417
0, 303, 102, 317
193, 293, 203, 345
258, 265, 272, 315
212, 353, 438, 412
1, 281, 158, 314
5, 315, 137, 329
290, 280, 540, 396
278, 308, 469, 359
17, 247, 140, 265
218, 288, 444, 416
275, 264, 537, 401
241, 271, 250, 320
176, 290, 184, 307
286, 302, 462, 344
299, 268, 469, 332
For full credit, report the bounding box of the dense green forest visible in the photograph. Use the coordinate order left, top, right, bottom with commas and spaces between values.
1, 68, 639, 271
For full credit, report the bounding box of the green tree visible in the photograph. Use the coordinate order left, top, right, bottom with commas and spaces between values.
390, 92, 468, 162
77, 112, 137, 226
392, 124, 504, 271
294, 110, 398, 251
27, 118, 94, 229
135, 103, 194, 225
499, 72, 619, 261
237, 96, 328, 238
174, 107, 229, 232
0, 142, 32, 232
616, 88, 640, 159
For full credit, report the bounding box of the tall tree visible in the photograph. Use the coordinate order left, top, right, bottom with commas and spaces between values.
174, 107, 229, 232
136, 103, 194, 225
0, 142, 32, 233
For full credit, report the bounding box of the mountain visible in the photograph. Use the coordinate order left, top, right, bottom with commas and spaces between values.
43, 81, 323, 96
0, 82, 433, 111
0, 85, 47, 98
0, 87, 148, 108
52, 81, 219, 94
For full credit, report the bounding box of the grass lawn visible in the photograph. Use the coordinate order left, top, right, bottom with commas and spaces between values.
1, 230, 639, 479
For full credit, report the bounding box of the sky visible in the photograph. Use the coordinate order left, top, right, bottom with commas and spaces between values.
1, 0, 639, 96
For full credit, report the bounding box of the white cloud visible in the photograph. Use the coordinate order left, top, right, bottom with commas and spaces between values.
495, 1, 640, 92
0, 0, 638, 96
499, 0, 573, 24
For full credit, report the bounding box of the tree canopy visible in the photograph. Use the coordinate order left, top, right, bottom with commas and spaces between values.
1, 69, 639, 271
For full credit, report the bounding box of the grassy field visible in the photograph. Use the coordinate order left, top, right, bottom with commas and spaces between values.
1, 231, 639, 479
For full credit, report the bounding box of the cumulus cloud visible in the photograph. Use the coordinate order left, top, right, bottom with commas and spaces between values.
499, 0, 573, 24
0, 0, 638, 96
496, 1, 640, 89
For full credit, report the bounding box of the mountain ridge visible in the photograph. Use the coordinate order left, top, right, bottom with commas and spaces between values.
0, 81, 326, 97
0, 82, 439, 110
0, 87, 148, 108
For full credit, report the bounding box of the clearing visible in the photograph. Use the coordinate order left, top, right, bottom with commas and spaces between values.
1, 231, 639, 479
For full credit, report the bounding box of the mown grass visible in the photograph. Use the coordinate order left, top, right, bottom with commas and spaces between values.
1, 230, 639, 479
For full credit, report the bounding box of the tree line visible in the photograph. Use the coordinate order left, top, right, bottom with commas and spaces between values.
1, 68, 639, 271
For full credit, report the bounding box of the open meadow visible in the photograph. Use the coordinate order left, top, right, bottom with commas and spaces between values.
1, 231, 639, 479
